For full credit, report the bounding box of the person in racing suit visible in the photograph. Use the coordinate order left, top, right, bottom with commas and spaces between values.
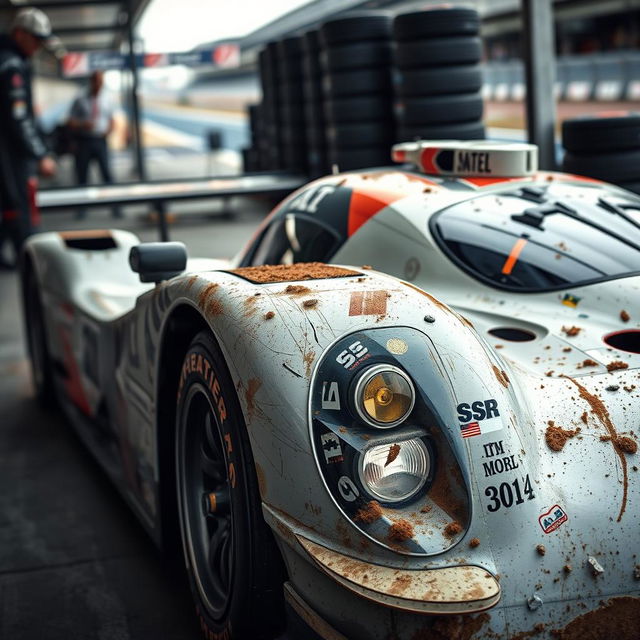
0, 8, 56, 268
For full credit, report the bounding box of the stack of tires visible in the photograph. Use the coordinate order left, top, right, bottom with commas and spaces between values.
277, 36, 309, 173
242, 103, 263, 172
302, 30, 330, 177
259, 43, 284, 170
561, 114, 640, 193
393, 7, 485, 143
320, 12, 395, 171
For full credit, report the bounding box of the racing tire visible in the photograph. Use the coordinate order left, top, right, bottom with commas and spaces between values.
395, 37, 482, 70
397, 120, 486, 142
320, 13, 392, 47
396, 65, 483, 97
326, 122, 395, 147
329, 146, 391, 171
23, 264, 56, 407
324, 96, 392, 123
323, 68, 393, 98
396, 92, 484, 126
176, 330, 285, 640
562, 149, 640, 183
321, 41, 393, 72
562, 114, 640, 153
393, 7, 480, 41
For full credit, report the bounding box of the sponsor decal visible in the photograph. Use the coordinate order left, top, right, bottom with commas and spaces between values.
321, 432, 344, 464
482, 440, 520, 477
349, 290, 387, 316
562, 293, 581, 308
321, 381, 340, 410
457, 399, 501, 439
386, 338, 408, 355
539, 504, 568, 533
335, 340, 370, 370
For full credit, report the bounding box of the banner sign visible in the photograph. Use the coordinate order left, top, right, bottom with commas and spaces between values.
62, 44, 240, 78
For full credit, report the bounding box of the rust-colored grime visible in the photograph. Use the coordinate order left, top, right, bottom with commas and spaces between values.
510, 623, 546, 640
492, 365, 510, 388
536, 544, 546, 556
388, 519, 414, 542
284, 284, 311, 295
444, 521, 463, 539
264, 311, 275, 320
354, 500, 383, 524
580, 411, 588, 424
255, 462, 267, 497
388, 574, 412, 596
607, 360, 629, 372
551, 596, 640, 640
186, 275, 198, 290
349, 290, 388, 317
229, 262, 359, 284
58, 229, 111, 239
562, 325, 582, 337
414, 613, 490, 640
469, 537, 480, 548
615, 436, 638, 454
245, 378, 261, 417
302, 298, 318, 309
545, 422, 579, 452
620, 310, 630, 322
197, 282, 219, 309
303, 350, 315, 378
564, 376, 629, 521
428, 462, 464, 520
577, 359, 599, 368
385, 443, 401, 467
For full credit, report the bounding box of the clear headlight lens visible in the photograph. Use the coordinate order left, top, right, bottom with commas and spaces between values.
358, 438, 430, 503
354, 364, 415, 428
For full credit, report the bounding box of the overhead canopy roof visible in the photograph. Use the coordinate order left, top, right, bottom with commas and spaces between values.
0, 0, 151, 53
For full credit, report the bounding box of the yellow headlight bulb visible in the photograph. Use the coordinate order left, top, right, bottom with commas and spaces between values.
356, 365, 415, 428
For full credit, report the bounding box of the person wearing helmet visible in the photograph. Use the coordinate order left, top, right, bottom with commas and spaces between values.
0, 7, 57, 268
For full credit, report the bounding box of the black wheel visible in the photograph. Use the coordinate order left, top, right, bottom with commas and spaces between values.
23, 264, 56, 407
327, 121, 395, 147
321, 41, 393, 72
397, 120, 486, 142
562, 149, 640, 183
393, 7, 480, 41
324, 96, 393, 123
323, 68, 392, 98
176, 330, 285, 640
396, 65, 483, 97
395, 37, 482, 70
320, 12, 392, 47
396, 92, 484, 126
562, 114, 640, 153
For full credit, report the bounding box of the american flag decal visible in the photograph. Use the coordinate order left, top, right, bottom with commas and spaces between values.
460, 421, 481, 438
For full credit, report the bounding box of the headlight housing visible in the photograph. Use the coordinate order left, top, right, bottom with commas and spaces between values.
353, 364, 415, 428
358, 437, 431, 503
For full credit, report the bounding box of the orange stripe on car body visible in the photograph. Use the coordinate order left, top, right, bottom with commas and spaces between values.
502, 238, 528, 275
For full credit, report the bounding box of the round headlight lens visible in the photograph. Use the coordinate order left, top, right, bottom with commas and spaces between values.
358, 438, 430, 503
354, 364, 414, 428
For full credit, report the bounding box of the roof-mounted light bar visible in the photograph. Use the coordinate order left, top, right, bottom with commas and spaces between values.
392, 140, 538, 178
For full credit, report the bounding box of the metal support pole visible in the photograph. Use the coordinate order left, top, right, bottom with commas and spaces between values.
153, 200, 170, 242
126, 0, 147, 181
522, 0, 557, 170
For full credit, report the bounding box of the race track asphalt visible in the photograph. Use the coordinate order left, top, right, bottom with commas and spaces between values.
0, 200, 307, 640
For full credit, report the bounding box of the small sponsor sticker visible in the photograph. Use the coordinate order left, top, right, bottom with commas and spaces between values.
321, 432, 343, 464
457, 399, 502, 439
539, 504, 568, 533
562, 293, 581, 308
386, 338, 408, 355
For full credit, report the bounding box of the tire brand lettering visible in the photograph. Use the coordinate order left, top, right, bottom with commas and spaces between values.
228, 462, 236, 489
178, 353, 227, 423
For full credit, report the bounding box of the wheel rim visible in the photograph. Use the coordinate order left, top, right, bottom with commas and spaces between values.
27, 278, 46, 390
180, 384, 233, 619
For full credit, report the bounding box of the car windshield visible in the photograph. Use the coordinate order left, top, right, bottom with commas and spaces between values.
431, 185, 640, 291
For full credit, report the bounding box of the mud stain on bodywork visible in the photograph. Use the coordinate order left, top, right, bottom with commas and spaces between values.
551, 596, 640, 639
564, 376, 633, 521
413, 613, 490, 640
229, 263, 359, 284
492, 365, 510, 388
283, 284, 311, 295
354, 501, 383, 523
255, 462, 267, 498
388, 519, 414, 542
303, 350, 315, 377
545, 422, 580, 451
245, 378, 261, 418
197, 282, 223, 316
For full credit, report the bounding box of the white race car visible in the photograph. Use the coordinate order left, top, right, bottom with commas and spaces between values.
22, 141, 640, 639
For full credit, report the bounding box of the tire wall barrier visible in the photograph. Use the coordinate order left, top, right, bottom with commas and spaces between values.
561, 114, 640, 193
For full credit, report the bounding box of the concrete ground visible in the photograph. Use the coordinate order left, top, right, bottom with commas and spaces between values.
0, 153, 302, 639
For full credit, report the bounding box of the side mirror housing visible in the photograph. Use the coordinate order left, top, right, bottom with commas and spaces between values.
129, 242, 187, 283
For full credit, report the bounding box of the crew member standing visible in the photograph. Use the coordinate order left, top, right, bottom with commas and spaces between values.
68, 70, 120, 218
0, 7, 57, 268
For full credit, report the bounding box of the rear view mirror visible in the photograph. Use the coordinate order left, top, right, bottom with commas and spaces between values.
129, 242, 187, 283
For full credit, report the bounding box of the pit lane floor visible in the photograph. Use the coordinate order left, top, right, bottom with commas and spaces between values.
0, 202, 313, 640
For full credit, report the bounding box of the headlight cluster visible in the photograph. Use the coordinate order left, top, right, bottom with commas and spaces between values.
358, 438, 430, 503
